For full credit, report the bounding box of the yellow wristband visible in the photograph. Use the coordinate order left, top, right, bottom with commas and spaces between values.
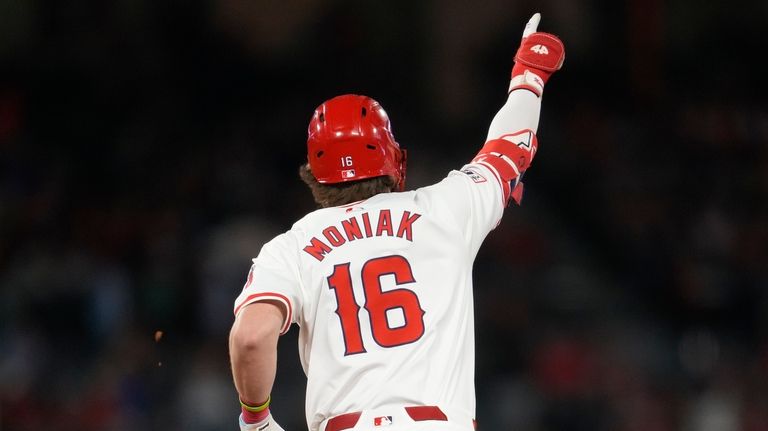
240, 395, 271, 413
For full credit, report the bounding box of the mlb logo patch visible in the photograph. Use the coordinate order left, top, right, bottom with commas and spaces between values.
342, 169, 356, 179
373, 416, 393, 427
462, 169, 487, 183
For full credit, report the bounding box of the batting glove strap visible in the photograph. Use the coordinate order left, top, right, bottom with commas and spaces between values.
514, 32, 565, 74
508, 69, 547, 97
510, 32, 564, 96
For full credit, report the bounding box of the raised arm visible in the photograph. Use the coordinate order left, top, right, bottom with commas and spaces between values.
474, 13, 564, 205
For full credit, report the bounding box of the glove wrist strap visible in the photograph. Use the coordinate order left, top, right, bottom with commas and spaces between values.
509, 67, 547, 96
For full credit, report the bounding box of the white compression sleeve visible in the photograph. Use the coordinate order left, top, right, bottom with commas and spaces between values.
486, 89, 542, 140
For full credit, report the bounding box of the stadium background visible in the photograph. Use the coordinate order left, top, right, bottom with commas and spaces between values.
1, 0, 767, 429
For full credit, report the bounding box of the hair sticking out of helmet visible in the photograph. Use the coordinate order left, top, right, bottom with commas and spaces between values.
307, 95, 406, 191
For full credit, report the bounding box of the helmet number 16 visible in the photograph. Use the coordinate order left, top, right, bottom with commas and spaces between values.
341, 156, 354, 167
327, 255, 426, 356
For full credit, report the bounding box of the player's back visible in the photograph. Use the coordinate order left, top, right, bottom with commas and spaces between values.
290, 167, 500, 430
235, 164, 503, 431
299, 192, 472, 418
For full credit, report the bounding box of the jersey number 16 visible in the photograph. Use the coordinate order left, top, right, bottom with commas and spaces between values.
327, 255, 426, 356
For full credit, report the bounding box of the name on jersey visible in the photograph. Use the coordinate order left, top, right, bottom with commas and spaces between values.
303, 209, 422, 261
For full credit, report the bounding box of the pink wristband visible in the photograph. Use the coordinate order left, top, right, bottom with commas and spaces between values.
241, 406, 270, 424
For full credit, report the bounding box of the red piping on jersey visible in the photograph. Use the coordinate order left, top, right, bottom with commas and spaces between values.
338, 199, 366, 208
234, 292, 293, 334
474, 161, 511, 206
243, 266, 255, 291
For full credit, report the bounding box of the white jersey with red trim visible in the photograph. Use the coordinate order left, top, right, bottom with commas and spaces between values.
234, 89, 542, 431
235, 162, 506, 431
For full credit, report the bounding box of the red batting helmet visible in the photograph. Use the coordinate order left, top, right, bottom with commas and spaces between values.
307, 94, 406, 190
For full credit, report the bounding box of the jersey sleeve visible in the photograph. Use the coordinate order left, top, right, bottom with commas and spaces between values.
417, 162, 506, 254
416, 89, 543, 252
233, 232, 303, 335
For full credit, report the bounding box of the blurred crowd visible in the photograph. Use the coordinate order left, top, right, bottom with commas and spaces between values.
1, 0, 767, 430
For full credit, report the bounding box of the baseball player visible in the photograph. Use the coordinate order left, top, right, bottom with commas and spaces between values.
230, 13, 564, 431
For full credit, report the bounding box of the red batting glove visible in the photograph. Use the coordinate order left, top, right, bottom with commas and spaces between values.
509, 13, 565, 96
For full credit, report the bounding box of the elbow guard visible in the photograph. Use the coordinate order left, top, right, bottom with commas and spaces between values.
472, 129, 538, 206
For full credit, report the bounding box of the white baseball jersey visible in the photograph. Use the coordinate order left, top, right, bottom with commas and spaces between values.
234, 90, 541, 431
235, 163, 504, 430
